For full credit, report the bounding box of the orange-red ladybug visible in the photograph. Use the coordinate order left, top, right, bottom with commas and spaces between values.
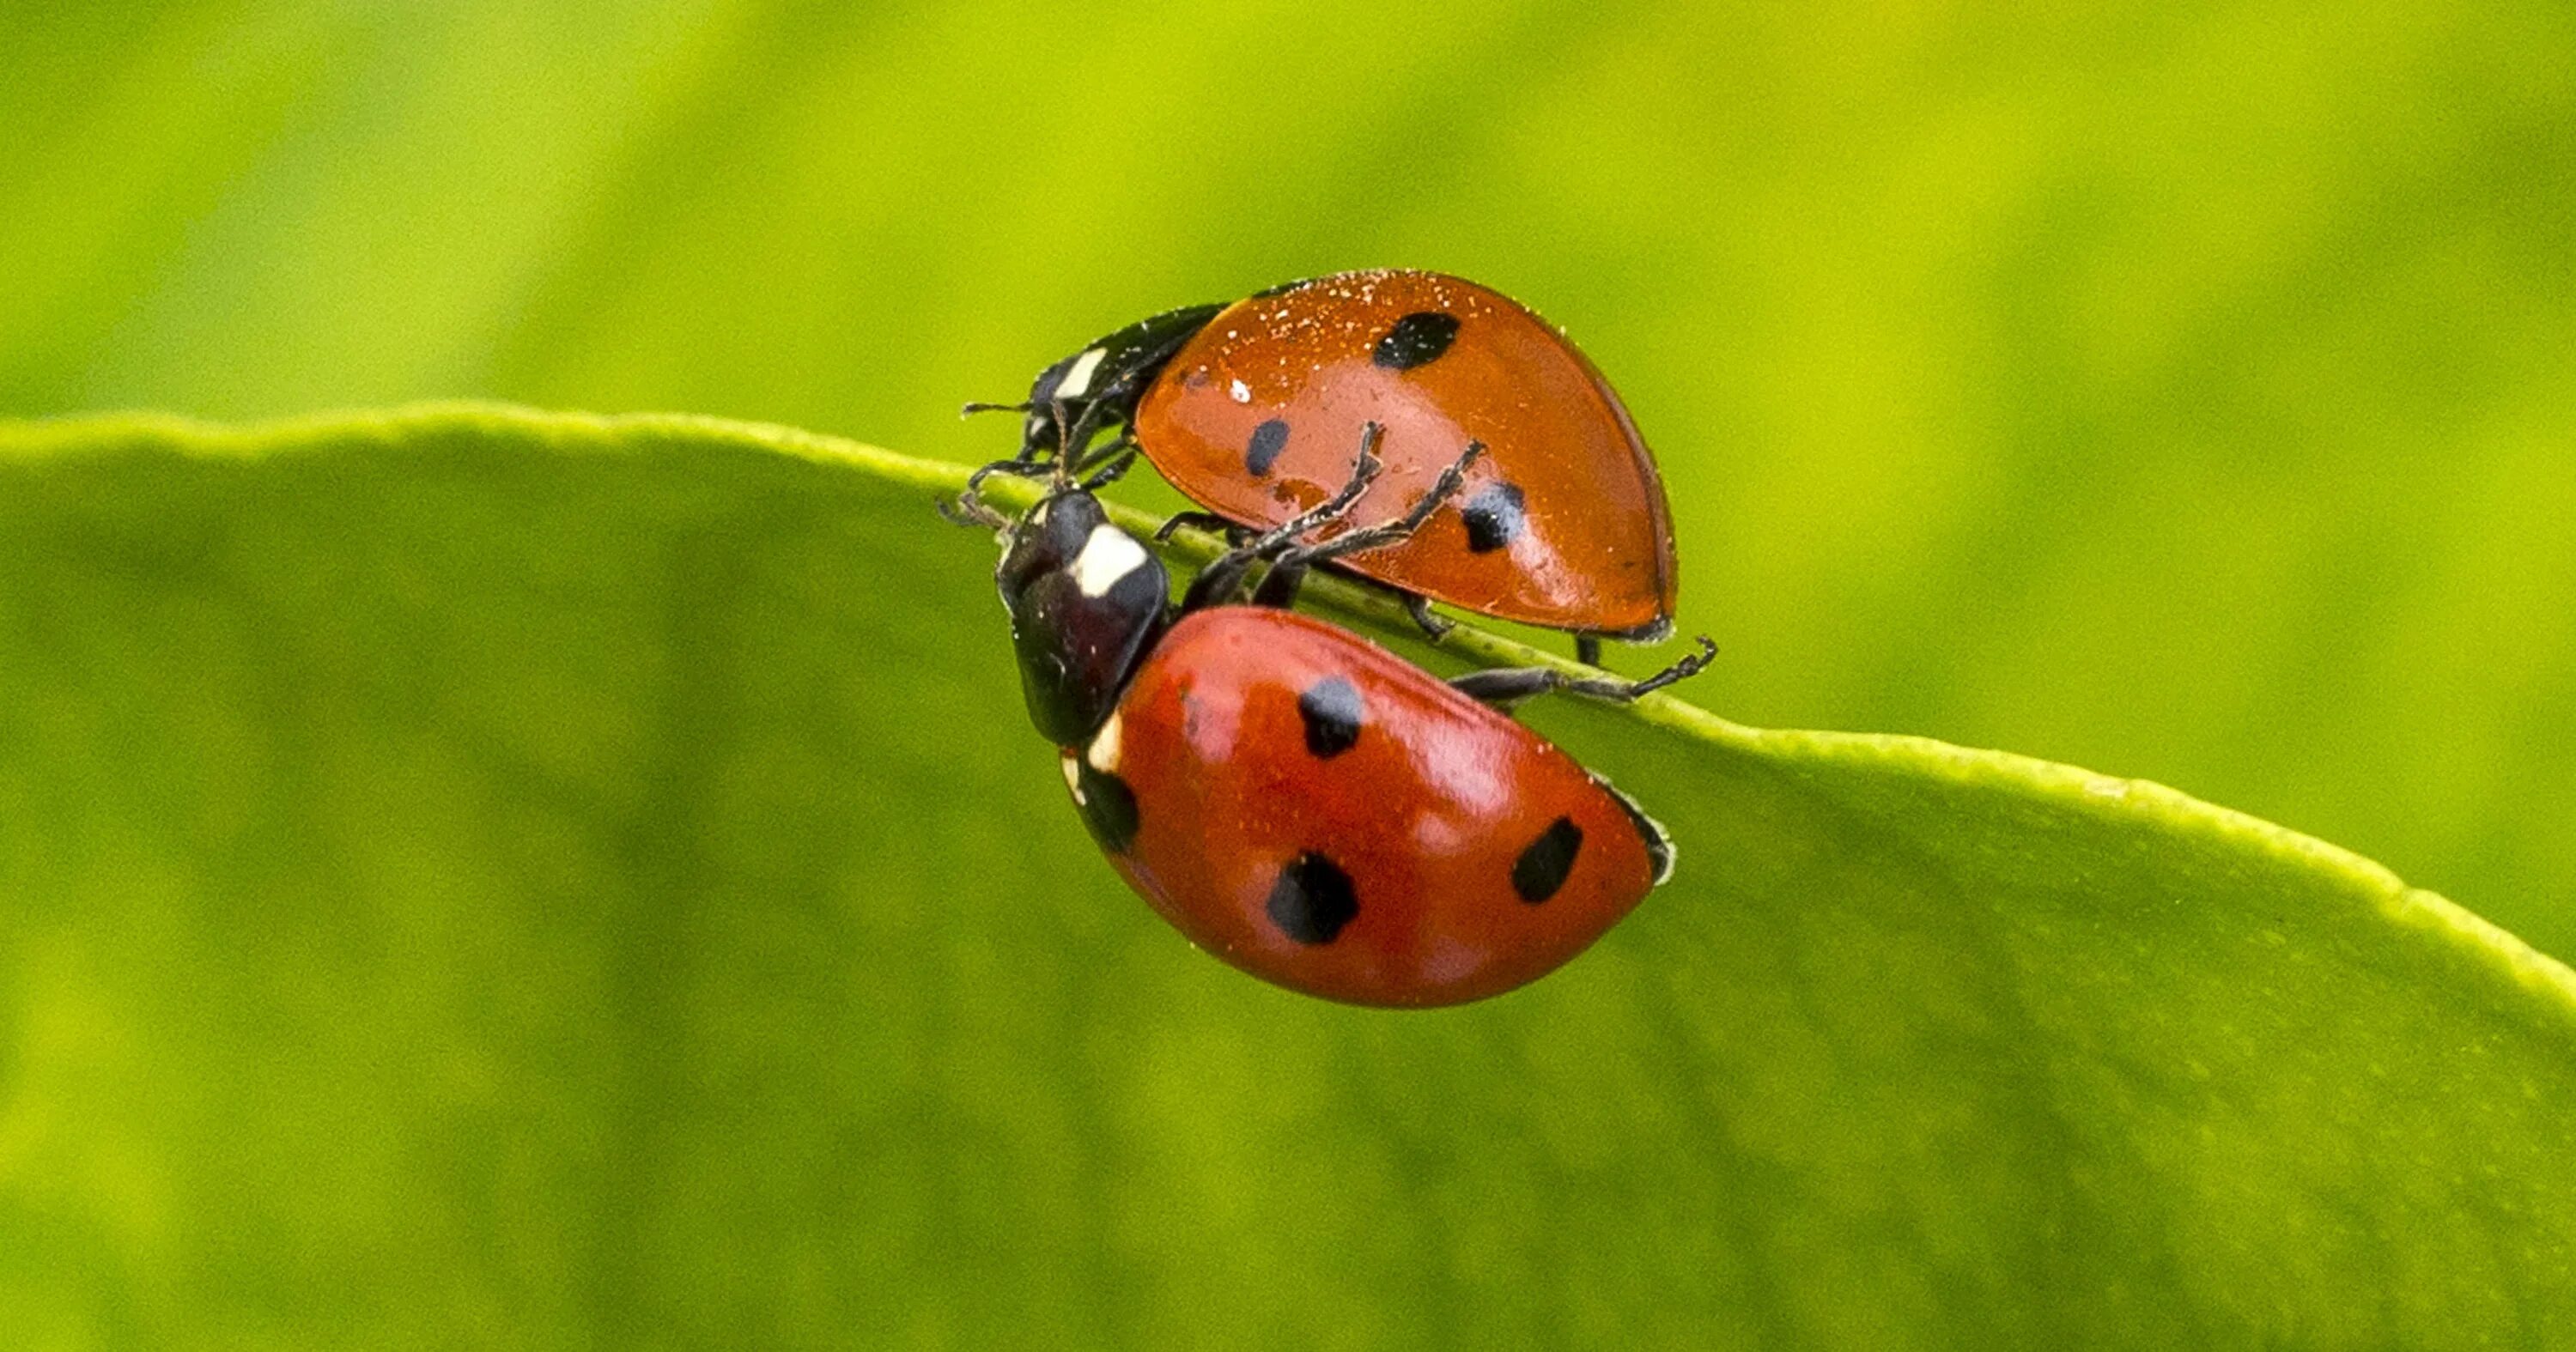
990, 270, 1680, 659
1066, 606, 1671, 1006
954, 446, 1705, 1007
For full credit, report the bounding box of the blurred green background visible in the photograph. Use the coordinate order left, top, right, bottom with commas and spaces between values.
9, 0, 2573, 959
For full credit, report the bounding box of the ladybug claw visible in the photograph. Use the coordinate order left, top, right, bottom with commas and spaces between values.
935, 489, 1010, 531
1404, 594, 1455, 642
1625, 634, 1718, 699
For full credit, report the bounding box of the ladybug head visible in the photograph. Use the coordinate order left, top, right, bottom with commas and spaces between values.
1017, 300, 1226, 460
990, 487, 1171, 747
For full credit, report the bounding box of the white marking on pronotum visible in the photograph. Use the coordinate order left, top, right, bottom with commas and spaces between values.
1069, 523, 1151, 598
1087, 710, 1124, 774
1229, 379, 1252, 403
1055, 348, 1108, 401
1061, 755, 1086, 803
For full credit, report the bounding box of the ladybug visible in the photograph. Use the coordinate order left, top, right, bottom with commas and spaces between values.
974, 270, 1680, 664
953, 437, 1709, 1007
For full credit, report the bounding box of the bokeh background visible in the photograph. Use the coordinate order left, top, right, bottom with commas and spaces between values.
10, 0, 2569, 956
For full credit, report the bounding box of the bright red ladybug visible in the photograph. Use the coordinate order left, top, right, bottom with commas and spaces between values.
954, 440, 1707, 1007
1066, 606, 1672, 1006
977, 270, 1680, 664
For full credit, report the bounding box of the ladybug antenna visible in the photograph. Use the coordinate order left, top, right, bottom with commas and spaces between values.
959, 399, 1036, 418
1044, 401, 1081, 491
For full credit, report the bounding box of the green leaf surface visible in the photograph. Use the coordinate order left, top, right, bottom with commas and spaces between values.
4, 406, 2570, 1349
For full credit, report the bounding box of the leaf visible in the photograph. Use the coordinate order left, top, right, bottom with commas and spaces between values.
3, 404, 2570, 1348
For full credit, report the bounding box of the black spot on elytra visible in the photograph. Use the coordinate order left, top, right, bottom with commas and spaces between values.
1461, 482, 1527, 554
1245, 418, 1291, 476
1372, 311, 1461, 370
1073, 760, 1139, 855
1511, 816, 1584, 903
1296, 676, 1364, 758
1267, 852, 1358, 944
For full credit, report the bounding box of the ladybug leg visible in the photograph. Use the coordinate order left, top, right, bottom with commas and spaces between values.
1446, 668, 1553, 708
966, 455, 1051, 493
1182, 426, 1391, 611
1258, 422, 1390, 540
934, 487, 1012, 531
1450, 636, 1716, 707
976, 399, 1109, 483
1069, 427, 1134, 471
1402, 592, 1455, 642
1153, 511, 1243, 543
1182, 549, 1263, 614
1625, 636, 1721, 695
965, 401, 1091, 491
1576, 634, 1604, 667
1058, 394, 1129, 464
1078, 445, 1139, 490
1248, 440, 1485, 608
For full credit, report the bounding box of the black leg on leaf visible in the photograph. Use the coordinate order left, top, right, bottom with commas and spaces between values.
1404, 592, 1454, 642
1154, 511, 1243, 543
1576, 634, 1603, 667
967, 455, 1048, 494
1621, 635, 1719, 697
1450, 636, 1716, 708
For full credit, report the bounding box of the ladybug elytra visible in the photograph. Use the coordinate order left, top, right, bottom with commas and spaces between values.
975, 270, 1682, 664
